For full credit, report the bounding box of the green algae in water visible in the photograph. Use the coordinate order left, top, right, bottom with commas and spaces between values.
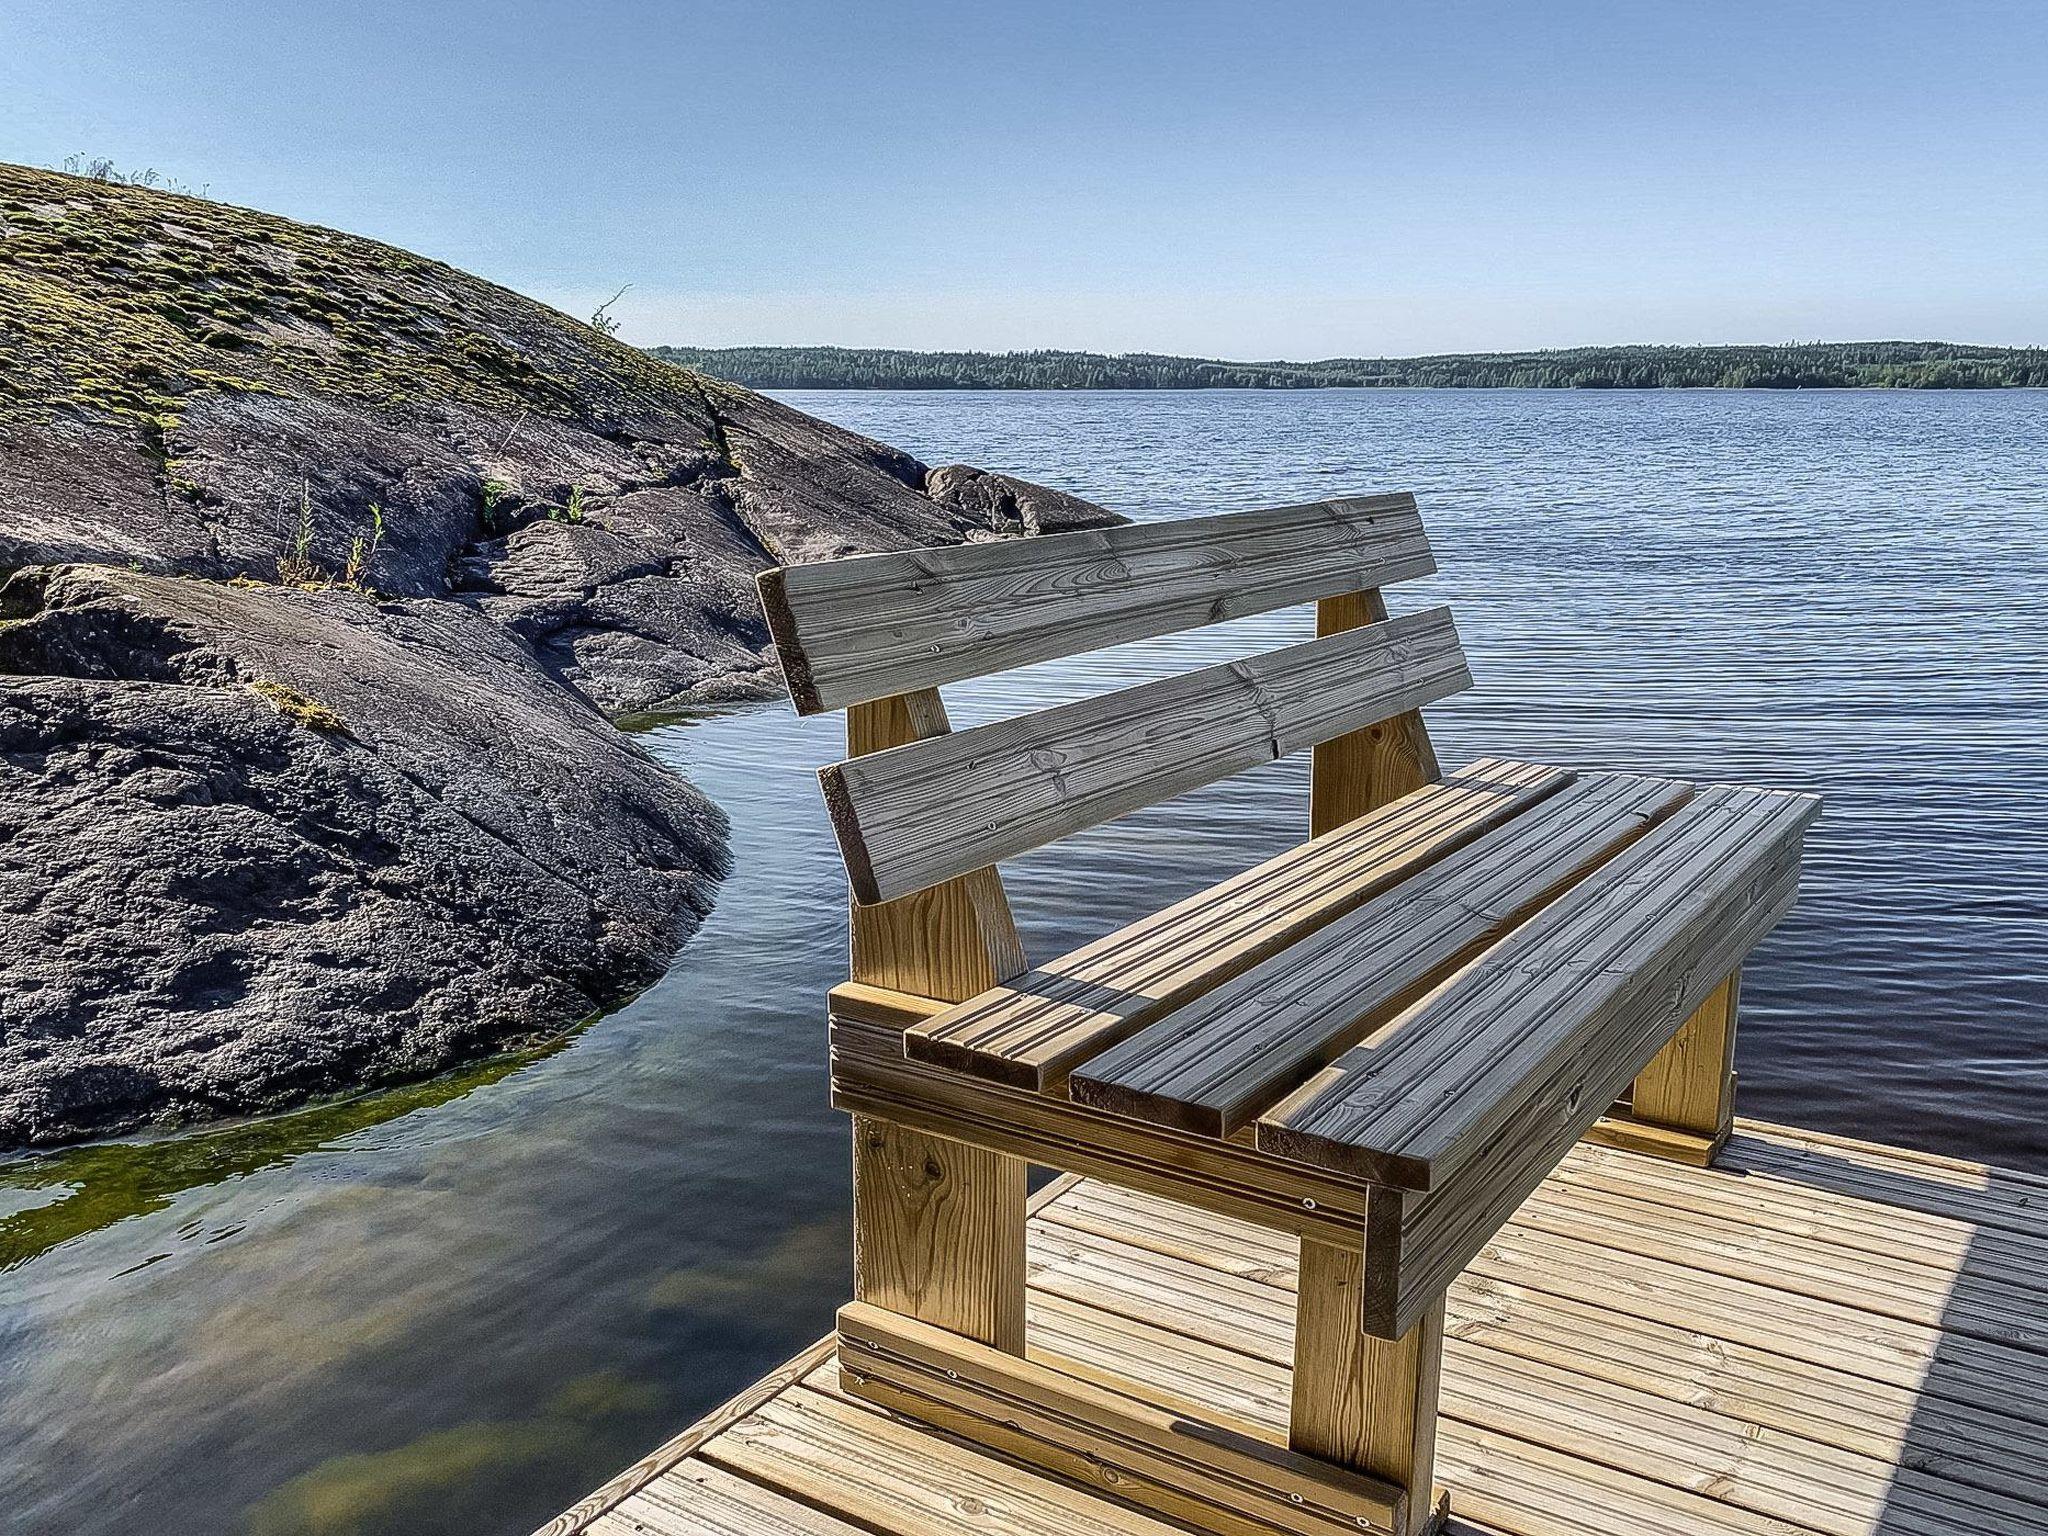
0, 1039, 568, 1273
241, 1371, 663, 1536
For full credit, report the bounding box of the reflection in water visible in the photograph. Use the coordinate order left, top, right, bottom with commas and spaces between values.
0, 1044, 563, 1274
243, 1372, 663, 1536
1, 390, 2043, 1535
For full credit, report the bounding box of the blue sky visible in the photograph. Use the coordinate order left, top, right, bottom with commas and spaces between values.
3, 0, 2043, 355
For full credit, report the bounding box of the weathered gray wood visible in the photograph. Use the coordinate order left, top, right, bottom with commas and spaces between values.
1257, 784, 1820, 1191
822, 606, 1471, 904
907, 757, 1569, 1090
1068, 771, 1692, 1135
1358, 857, 1804, 1336
760, 493, 1434, 714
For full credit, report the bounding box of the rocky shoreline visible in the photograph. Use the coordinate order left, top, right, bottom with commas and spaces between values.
0, 163, 1118, 1149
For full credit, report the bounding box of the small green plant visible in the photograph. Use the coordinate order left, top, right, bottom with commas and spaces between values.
589, 285, 630, 338
479, 477, 509, 533
341, 502, 384, 589
276, 482, 321, 586
553, 484, 587, 524
59, 152, 209, 198
248, 678, 345, 732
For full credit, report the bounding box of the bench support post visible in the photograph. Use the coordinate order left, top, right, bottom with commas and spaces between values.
1310, 592, 1443, 838
845, 689, 1029, 1354
1291, 1238, 1446, 1536
852, 1117, 1026, 1351
847, 689, 1028, 999
1588, 969, 1743, 1166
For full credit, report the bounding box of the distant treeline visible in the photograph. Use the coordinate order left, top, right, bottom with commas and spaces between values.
649, 341, 2048, 390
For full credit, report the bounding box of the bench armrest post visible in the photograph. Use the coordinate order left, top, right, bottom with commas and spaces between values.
846, 690, 1030, 1356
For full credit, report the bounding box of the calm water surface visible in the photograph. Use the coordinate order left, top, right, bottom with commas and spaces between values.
2, 390, 2043, 1534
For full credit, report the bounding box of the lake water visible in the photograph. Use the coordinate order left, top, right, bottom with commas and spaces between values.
2, 389, 2043, 1535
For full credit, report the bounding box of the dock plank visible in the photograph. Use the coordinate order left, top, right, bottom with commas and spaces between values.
540, 1123, 2048, 1536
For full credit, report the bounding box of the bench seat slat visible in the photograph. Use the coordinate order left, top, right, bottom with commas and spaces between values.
1363, 858, 1804, 1336
760, 493, 1434, 714
1067, 770, 1694, 1137
1256, 784, 1820, 1193
904, 757, 1570, 1089
821, 606, 1472, 905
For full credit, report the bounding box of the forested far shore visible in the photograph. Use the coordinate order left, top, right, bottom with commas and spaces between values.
648, 341, 2048, 390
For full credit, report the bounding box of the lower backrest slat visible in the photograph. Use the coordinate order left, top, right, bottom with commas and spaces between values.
820, 606, 1472, 906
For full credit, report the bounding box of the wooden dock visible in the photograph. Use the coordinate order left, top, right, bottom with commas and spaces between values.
538, 1118, 2048, 1536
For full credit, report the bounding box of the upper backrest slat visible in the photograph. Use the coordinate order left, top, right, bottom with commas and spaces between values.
821, 606, 1471, 904
760, 492, 1433, 715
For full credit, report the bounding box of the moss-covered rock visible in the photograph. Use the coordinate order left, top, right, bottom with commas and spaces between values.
0, 161, 1118, 710
0, 164, 1120, 1147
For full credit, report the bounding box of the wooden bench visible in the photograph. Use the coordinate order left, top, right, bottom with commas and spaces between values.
758, 492, 1819, 1536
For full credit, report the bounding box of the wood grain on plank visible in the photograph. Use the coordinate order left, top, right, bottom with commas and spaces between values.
609, 1461, 871, 1536
845, 690, 1026, 1002
1309, 589, 1444, 837
1070, 771, 1691, 1136
833, 1014, 1373, 1246
1036, 1174, 2048, 1503
1360, 855, 1806, 1334
836, 1301, 1409, 1536
707, 1375, 1192, 1536
760, 493, 1435, 714
1258, 784, 1820, 1190
906, 757, 1569, 1089
1023, 1192, 2048, 1536
821, 605, 1472, 904
852, 1117, 1026, 1352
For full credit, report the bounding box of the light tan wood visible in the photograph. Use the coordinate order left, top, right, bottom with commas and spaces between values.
843, 691, 1032, 1362
1038, 1171, 2048, 1502
907, 758, 1570, 1089
1581, 1112, 1724, 1164
833, 1013, 1372, 1246
1070, 771, 1690, 1135
545, 1126, 2048, 1536
759, 492, 1436, 714
821, 605, 1472, 904
851, 1117, 1025, 1352
708, 1375, 1193, 1536
838, 1301, 1410, 1536
1023, 1188, 2048, 1536
1627, 969, 1741, 1144
1309, 590, 1443, 837
610, 1462, 870, 1536
1291, 1239, 1446, 1536
846, 690, 1026, 1002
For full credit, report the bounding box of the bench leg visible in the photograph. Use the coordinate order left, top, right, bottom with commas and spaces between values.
1590, 969, 1742, 1165
851, 1115, 1026, 1353
1291, 1238, 1446, 1536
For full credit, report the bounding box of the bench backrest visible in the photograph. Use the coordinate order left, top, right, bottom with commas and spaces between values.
760, 493, 1470, 906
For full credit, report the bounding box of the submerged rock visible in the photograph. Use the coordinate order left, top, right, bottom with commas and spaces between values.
0, 163, 1120, 1146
